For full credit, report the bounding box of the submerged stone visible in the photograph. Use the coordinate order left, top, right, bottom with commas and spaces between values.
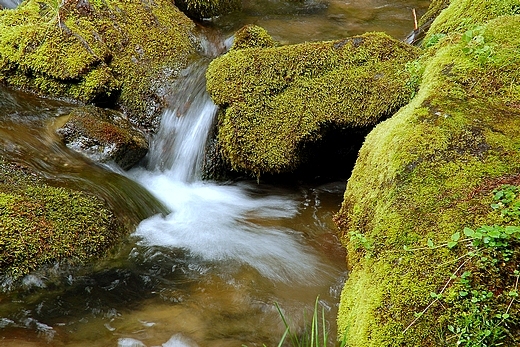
206, 31, 420, 178
335, 1, 520, 345
56, 106, 149, 170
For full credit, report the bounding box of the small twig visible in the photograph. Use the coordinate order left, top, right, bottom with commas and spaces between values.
412, 9, 418, 30
403, 258, 471, 334
503, 272, 519, 318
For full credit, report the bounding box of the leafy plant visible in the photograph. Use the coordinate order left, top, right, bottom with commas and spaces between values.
461, 26, 495, 65
423, 33, 446, 49
403, 185, 520, 346
349, 231, 374, 252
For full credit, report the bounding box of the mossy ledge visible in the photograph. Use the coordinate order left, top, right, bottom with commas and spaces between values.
206, 31, 420, 178
0, 158, 124, 280
335, 1, 520, 345
0, 0, 198, 131
174, 0, 240, 20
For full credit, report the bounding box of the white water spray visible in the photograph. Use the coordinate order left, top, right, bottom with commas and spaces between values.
130, 60, 325, 283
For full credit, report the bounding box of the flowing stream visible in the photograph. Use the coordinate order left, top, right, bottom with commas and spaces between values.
0, 0, 429, 346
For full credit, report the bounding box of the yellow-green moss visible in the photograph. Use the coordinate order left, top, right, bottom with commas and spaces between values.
230, 24, 276, 50
335, 4, 520, 346
425, 0, 520, 41
174, 0, 240, 19
206, 32, 420, 177
0, 0, 198, 128
0, 158, 123, 279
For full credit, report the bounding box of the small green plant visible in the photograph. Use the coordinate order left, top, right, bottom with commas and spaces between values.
349, 231, 374, 252
405, 60, 424, 99
274, 297, 347, 347
403, 185, 520, 346
460, 26, 495, 65
423, 33, 446, 49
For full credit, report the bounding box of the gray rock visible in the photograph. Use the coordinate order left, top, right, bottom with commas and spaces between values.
57, 106, 148, 170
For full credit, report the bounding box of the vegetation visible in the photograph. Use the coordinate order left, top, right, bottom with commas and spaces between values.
0, 0, 198, 130
0, 158, 123, 279
334, 0, 520, 345
174, 0, 240, 20
206, 32, 420, 177
231, 24, 276, 50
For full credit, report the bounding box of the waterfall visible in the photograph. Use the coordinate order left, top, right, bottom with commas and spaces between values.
128, 59, 327, 283
145, 61, 217, 182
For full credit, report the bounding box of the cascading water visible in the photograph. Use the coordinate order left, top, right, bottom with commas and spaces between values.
129, 60, 328, 284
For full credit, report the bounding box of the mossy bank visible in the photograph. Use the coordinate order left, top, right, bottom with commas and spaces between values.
206, 30, 420, 178
0, 158, 124, 280
335, 0, 520, 345
0, 0, 199, 131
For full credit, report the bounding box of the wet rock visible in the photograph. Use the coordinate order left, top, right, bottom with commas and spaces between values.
335, 1, 520, 345
206, 31, 420, 178
57, 106, 148, 170
0, 0, 21, 9
0, 0, 199, 132
0, 157, 124, 280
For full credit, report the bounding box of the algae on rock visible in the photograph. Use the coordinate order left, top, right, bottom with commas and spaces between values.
334, 1, 520, 345
0, 158, 124, 279
206, 31, 420, 177
56, 105, 149, 170
0, 0, 199, 131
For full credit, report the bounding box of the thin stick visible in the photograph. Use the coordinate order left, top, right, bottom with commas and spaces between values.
412, 9, 418, 30
402, 258, 470, 334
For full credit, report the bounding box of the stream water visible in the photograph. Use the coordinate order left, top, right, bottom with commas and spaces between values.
0, 0, 428, 346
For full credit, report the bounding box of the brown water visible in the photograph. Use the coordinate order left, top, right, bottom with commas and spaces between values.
0, 0, 429, 346
211, 0, 430, 44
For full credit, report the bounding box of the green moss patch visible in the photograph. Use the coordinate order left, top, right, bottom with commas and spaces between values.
335, 3, 520, 346
0, 159, 123, 279
174, 0, 240, 20
206, 32, 420, 177
0, 0, 197, 129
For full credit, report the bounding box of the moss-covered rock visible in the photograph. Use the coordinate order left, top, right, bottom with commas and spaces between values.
174, 0, 240, 20
0, 158, 124, 279
0, 0, 198, 131
56, 105, 149, 170
230, 24, 276, 50
335, 1, 520, 345
206, 32, 420, 177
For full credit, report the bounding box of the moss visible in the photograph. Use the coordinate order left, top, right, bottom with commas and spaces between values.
0, 158, 124, 279
425, 0, 520, 40
0, 0, 198, 129
206, 32, 420, 177
174, 0, 240, 20
335, 4, 520, 346
230, 24, 276, 50
418, 0, 451, 27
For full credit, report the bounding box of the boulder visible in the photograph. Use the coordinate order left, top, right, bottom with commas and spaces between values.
334, 1, 520, 345
56, 106, 149, 170
0, 158, 124, 279
206, 31, 420, 178
0, 0, 199, 131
